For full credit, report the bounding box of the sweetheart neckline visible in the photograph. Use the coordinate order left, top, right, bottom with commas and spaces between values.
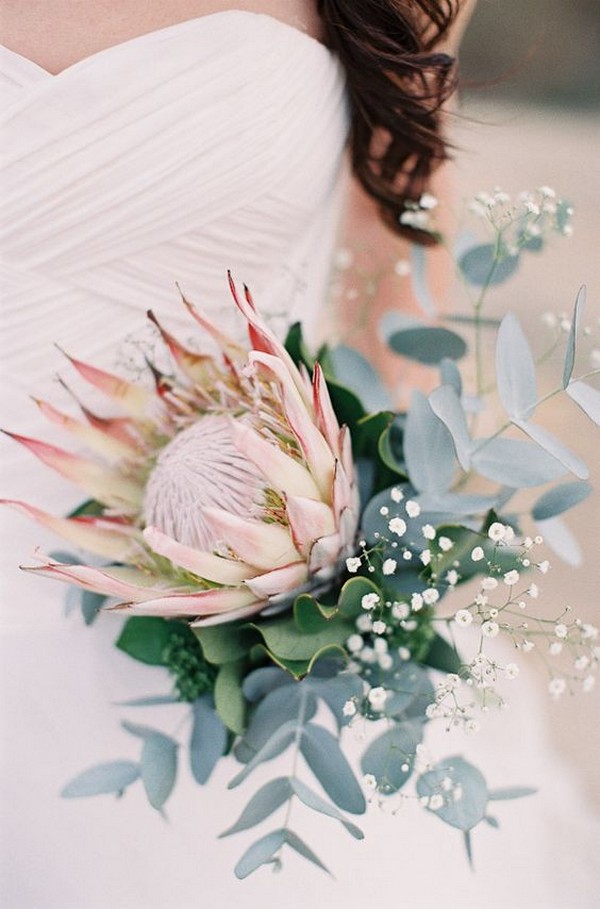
0, 9, 334, 79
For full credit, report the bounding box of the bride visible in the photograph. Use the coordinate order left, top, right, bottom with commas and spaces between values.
1, 2, 597, 907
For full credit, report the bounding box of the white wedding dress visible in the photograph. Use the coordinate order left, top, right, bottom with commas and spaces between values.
0, 12, 598, 908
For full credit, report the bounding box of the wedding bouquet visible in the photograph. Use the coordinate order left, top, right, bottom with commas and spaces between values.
4, 188, 599, 879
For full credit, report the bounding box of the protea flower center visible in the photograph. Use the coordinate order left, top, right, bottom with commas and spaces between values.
143, 414, 266, 551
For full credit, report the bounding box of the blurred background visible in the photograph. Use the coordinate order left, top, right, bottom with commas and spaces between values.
453, 0, 600, 805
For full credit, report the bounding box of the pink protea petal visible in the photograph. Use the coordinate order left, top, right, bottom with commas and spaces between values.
308, 532, 342, 573
33, 398, 136, 460
191, 602, 268, 627
143, 526, 255, 585
229, 274, 313, 408
339, 425, 354, 480
1, 500, 138, 561
178, 286, 246, 362
338, 505, 359, 552
250, 351, 335, 498
202, 507, 300, 571
58, 349, 158, 420
147, 311, 217, 385
3, 431, 143, 510
229, 421, 321, 501
312, 363, 342, 458
24, 561, 168, 601
285, 495, 336, 558
244, 561, 309, 598
120, 585, 260, 617
332, 459, 353, 524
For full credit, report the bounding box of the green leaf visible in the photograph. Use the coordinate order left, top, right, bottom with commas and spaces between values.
284, 322, 313, 370
300, 723, 366, 814
325, 379, 366, 432
404, 391, 457, 493
220, 778, 292, 837
116, 617, 194, 666
67, 499, 105, 518
61, 761, 140, 798
252, 615, 350, 663
337, 576, 383, 620
563, 286, 586, 388
532, 481, 592, 521
140, 732, 178, 810
417, 756, 488, 831
214, 660, 246, 734
289, 779, 364, 839
422, 634, 462, 674
377, 415, 406, 474
361, 721, 422, 794
294, 595, 338, 633
459, 243, 519, 287
566, 380, 600, 426
193, 622, 257, 665
388, 326, 467, 365
190, 696, 227, 784
234, 829, 287, 879
496, 313, 537, 421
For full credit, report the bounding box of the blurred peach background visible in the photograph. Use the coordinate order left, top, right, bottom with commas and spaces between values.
454, 0, 600, 805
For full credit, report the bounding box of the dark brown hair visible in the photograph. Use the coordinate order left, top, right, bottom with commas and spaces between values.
318, 0, 460, 243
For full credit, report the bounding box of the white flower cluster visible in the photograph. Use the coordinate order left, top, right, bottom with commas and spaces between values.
399, 192, 439, 232
467, 185, 574, 249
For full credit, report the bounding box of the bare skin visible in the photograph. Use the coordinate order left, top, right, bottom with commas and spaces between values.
0, 0, 476, 401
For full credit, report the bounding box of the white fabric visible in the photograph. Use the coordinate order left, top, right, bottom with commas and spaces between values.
0, 11, 597, 908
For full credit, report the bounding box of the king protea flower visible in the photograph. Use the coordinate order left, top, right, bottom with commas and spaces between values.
2, 275, 359, 626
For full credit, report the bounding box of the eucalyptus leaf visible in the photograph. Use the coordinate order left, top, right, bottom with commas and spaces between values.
283, 830, 330, 875
535, 516, 583, 567
328, 346, 393, 412
532, 481, 592, 521
563, 286, 586, 388
439, 358, 462, 397
289, 779, 364, 839
190, 696, 227, 784
242, 667, 291, 703
410, 242, 437, 317
422, 634, 462, 674
305, 673, 364, 729
252, 615, 350, 663
337, 576, 383, 620
416, 492, 499, 516
496, 313, 537, 420
488, 786, 536, 801
459, 243, 519, 287
234, 829, 286, 879
566, 380, 600, 426
116, 695, 179, 707
235, 685, 316, 764
389, 326, 467, 365
220, 778, 292, 837
416, 756, 488, 831
228, 721, 298, 789
428, 385, 472, 471
121, 719, 164, 740
140, 732, 178, 810
379, 311, 422, 341
404, 392, 457, 493
61, 761, 140, 798
514, 420, 589, 479
361, 720, 422, 793
80, 590, 106, 625
300, 723, 365, 814
193, 622, 256, 665
472, 437, 567, 487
